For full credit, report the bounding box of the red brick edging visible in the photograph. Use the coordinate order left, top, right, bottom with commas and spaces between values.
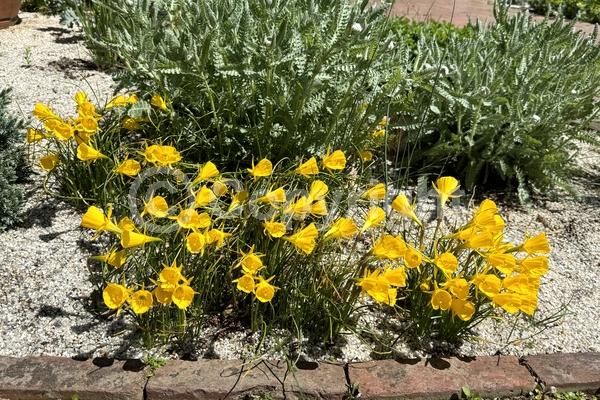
0, 353, 598, 399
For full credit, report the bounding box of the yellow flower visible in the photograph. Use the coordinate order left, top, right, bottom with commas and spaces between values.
144, 144, 181, 167
434, 252, 458, 275
26, 128, 45, 143
233, 274, 255, 294
247, 158, 273, 179
122, 117, 142, 131
358, 150, 373, 162
39, 154, 59, 171
205, 228, 231, 248
239, 246, 264, 275
379, 116, 389, 127
451, 298, 475, 321
129, 289, 153, 315
157, 262, 188, 288
471, 274, 502, 298
284, 196, 312, 219
492, 293, 522, 314
519, 292, 538, 316
433, 176, 460, 207
356, 269, 396, 306
171, 208, 211, 230
487, 253, 516, 275
521, 233, 550, 255
74, 91, 89, 106
308, 180, 328, 201
194, 186, 217, 207
259, 187, 287, 205
310, 199, 328, 216
391, 194, 421, 225
120, 230, 161, 248
363, 183, 386, 201
503, 275, 540, 295
519, 256, 549, 278
372, 235, 407, 260
443, 277, 469, 300
296, 157, 319, 177
103, 283, 130, 312
32, 102, 59, 121
192, 161, 220, 184
404, 246, 423, 268
106, 93, 138, 109
383, 266, 407, 287
229, 190, 249, 211
118, 217, 136, 232
186, 231, 206, 254
116, 159, 141, 177
150, 94, 169, 111
430, 288, 452, 310
323, 217, 358, 240
77, 116, 99, 134
284, 223, 319, 255
263, 219, 286, 239
153, 286, 174, 305
77, 101, 99, 119
53, 122, 74, 141
465, 232, 495, 249
254, 276, 277, 302
77, 142, 106, 162
81, 206, 121, 234
142, 196, 169, 218
322, 149, 346, 171
91, 249, 127, 268
361, 206, 385, 232
371, 128, 385, 139
212, 180, 228, 197
172, 285, 195, 309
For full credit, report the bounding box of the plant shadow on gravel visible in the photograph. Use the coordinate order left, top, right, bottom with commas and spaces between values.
36, 26, 84, 45
16, 195, 63, 229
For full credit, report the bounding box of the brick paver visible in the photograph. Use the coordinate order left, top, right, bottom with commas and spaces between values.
525, 352, 600, 392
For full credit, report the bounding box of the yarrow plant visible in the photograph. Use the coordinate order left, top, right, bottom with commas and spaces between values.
29, 91, 551, 348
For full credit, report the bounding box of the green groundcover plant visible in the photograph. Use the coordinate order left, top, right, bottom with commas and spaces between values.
529, 0, 600, 24
390, 4, 600, 200
0, 88, 26, 231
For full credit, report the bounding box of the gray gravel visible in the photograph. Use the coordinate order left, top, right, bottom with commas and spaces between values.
0, 13, 598, 361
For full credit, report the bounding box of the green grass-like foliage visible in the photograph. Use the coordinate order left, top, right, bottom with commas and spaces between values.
529, 0, 600, 24
0, 88, 26, 231
394, 5, 600, 199
71, 0, 408, 166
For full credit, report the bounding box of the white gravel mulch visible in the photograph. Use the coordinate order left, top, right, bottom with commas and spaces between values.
0, 13, 598, 361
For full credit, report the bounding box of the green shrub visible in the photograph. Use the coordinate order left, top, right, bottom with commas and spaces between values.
529, 0, 600, 24
392, 5, 600, 200
0, 88, 26, 231
69, 0, 408, 166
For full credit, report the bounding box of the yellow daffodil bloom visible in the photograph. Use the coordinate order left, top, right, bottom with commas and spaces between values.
471, 274, 502, 298
116, 159, 141, 177
90, 249, 127, 268
464, 231, 495, 249
171, 208, 211, 230
212, 180, 228, 197
487, 253, 516, 275
433, 176, 460, 207
103, 283, 130, 312
391, 194, 421, 225
122, 117, 142, 131
26, 128, 45, 143
192, 161, 220, 184
284, 223, 318, 255
434, 252, 458, 275
120, 230, 161, 248
323, 217, 358, 240
106, 93, 138, 109
263, 219, 286, 238
296, 157, 319, 177
229, 190, 249, 211
53, 122, 74, 141
431, 288, 452, 310
205, 228, 231, 248
150, 94, 169, 111
519, 256, 549, 278
77, 101, 99, 119
322, 149, 346, 171
194, 186, 217, 207
383, 266, 407, 288
361, 206, 385, 232
310, 199, 328, 216
308, 180, 328, 201
239, 246, 264, 275
284, 196, 312, 219
39, 154, 59, 171
443, 277, 469, 300
118, 217, 136, 232
519, 292, 538, 316
259, 187, 287, 204
363, 183, 386, 201
76, 142, 106, 162
32, 102, 59, 121
358, 150, 373, 162
129, 289, 153, 315
372, 234, 407, 260
521, 233, 550, 255
142, 196, 169, 218
186, 231, 206, 254
144, 144, 181, 167
404, 245, 423, 268
247, 158, 273, 179
74, 91, 89, 106
450, 298, 475, 321
81, 206, 121, 234
503, 275, 540, 295
172, 285, 195, 309
492, 293, 522, 314
356, 270, 397, 306
371, 128, 385, 139
233, 274, 255, 294
254, 276, 277, 302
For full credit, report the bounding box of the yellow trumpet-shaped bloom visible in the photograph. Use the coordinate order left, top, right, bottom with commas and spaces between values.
358, 150, 373, 162
434, 252, 458, 275
263, 219, 287, 239
521, 233, 550, 255
91, 249, 127, 268
363, 183, 386, 201
356, 269, 396, 306
433, 176, 460, 207
116, 159, 141, 177
32, 102, 59, 121
122, 117, 142, 131
284, 223, 319, 255
247, 158, 272, 179
310, 199, 328, 217
129, 289, 153, 315
284, 196, 312, 219
205, 228, 231, 248
487, 253, 516, 275
239, 246, 265, 275
492, 293, 522, 314
142, 196, 169, 218
76, 142, 106, 162
404, 246, 423, 269
150, 94, 169, 111
39, 154, 59, 172
192, 161, 220, 184
120, 230, 161, 248
195, 186, 217, 208
103, 283, 130, 312
259, 187, 287, 204
372, 234, 407, 260
171, 208, 211, 230
173, 285, 195, 309
81, 206, 121, 234
308, 180, 328, 201
254, 276, 277, 302
430, 288, 452, 310
323, 217, 358, 240
450, 298, 475, 321
233, 274, 256, 294
26, 128, 45, 143
322, 149, 346, 171
361, 206, 385, 232
144, 144, 181, 167
471, 273, 502, 298
519, 256, 549, 278
229, 190, 249, 211
443, 277, 469, 300
296, 157, 319, 177
391, 194, 421, 225
186, 231, 206, 254
383, 266, 407, 288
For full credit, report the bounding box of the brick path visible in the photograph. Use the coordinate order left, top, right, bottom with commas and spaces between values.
389, 0, 597, 36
